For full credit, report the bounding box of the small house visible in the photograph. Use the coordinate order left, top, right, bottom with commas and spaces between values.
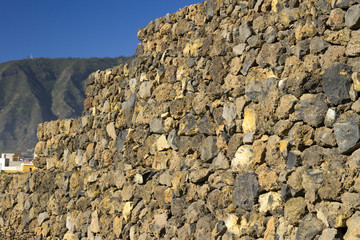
0, 153, 35, 173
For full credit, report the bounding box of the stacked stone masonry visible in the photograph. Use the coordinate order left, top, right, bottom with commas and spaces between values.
1, 0, 360, 239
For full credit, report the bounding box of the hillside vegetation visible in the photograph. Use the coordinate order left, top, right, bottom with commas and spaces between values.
0, 57, 131, 154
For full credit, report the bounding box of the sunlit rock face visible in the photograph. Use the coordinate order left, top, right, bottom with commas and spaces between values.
2, 0, 360, 239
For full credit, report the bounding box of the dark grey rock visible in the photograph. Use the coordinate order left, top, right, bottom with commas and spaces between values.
116, 130, 129, 151
345, 4, 360, 30
150, 117, 164, 134
284, 72, 309, 98
238, 21, 253, 43
273, 120, 293, 137
157, 65, 165, 80
318, 170, 343, 201
322, 64, 353, 105
294, 40, 310, 59
281, 184, 292, 202
256, 42, 284, 68
187, 58, 196, 68
121, 94, 137, 109
178, 114, 197, 136
265, 26, 278, 43
167, 129, 178, 150
171, 198, 185, 217
195, 215, 215, 239
296, 214, 325, 240
233, 172, 259, 211
185, 201, 208, 224
212, 107, 225, 126
303, 169, 324, 203
226, 133, 242, 159
247, 34, 263, 48
294, 94, 328, 127
245, 80, 264, 103
209, 57, 227, 84
302, 146, 327, 168
134, 43, 144, 56
200, 136, 219, 162
178, 135, 203, 157
206, 0, 219, 20
241, 49, 257, 75
198, 115, 215, 135
310, 36, 328, 54
315, 0, 331, 15
334, 113, 360, 154
286, 150, 302, 170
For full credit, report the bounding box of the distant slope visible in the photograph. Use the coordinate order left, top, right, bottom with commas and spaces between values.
0, 57, 132, 154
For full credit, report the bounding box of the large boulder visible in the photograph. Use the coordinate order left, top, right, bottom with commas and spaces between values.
322, 63, 353, 105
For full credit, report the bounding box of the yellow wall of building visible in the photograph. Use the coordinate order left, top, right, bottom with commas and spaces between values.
2, 163, 35, 173
21, 164, 35, 172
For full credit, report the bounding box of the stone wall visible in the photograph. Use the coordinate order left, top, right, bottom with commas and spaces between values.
1, 0, 360, 239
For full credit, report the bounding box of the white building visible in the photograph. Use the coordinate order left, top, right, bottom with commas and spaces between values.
0, 153, 35, 172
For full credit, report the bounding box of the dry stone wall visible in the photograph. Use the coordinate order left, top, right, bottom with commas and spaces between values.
1, 0, 360, 239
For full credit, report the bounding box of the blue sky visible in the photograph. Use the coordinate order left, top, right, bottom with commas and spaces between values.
0, 0, 203, 63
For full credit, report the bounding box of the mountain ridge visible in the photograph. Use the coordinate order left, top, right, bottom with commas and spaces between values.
0, 57, 132, 154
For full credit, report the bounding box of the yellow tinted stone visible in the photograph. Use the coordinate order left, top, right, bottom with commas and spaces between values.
243, 107, 257, 134
123, 202, 134, 223
353, 73, 360, 92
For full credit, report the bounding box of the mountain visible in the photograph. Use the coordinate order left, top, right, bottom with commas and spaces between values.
0, 57, 132, 154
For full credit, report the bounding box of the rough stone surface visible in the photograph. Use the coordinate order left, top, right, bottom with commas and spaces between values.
294, 94, 328, 127
150, 117, 164, 133
322, 63, 353, 105
200, 136, 218, 162
345, 4, 360, 30
346, 30, 360, 56
5, 1, 360, 239
310, 36, 328, 54
344, 211, 360, 239
258, 192, 282, 214
38, 212, 49, 226
320, 45, 346, 69
315, 127, 337, 147
256, 42, 284, 68
319, 228, 338, 240
296, 214, 325, 240
315, 201, 351, 228
222, 102, 237, 128
233, 173, 259, 211
327, 8, 346, 30
334, 113, 360, 153
284, 197, 307, 225
231, 145, 254, 170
